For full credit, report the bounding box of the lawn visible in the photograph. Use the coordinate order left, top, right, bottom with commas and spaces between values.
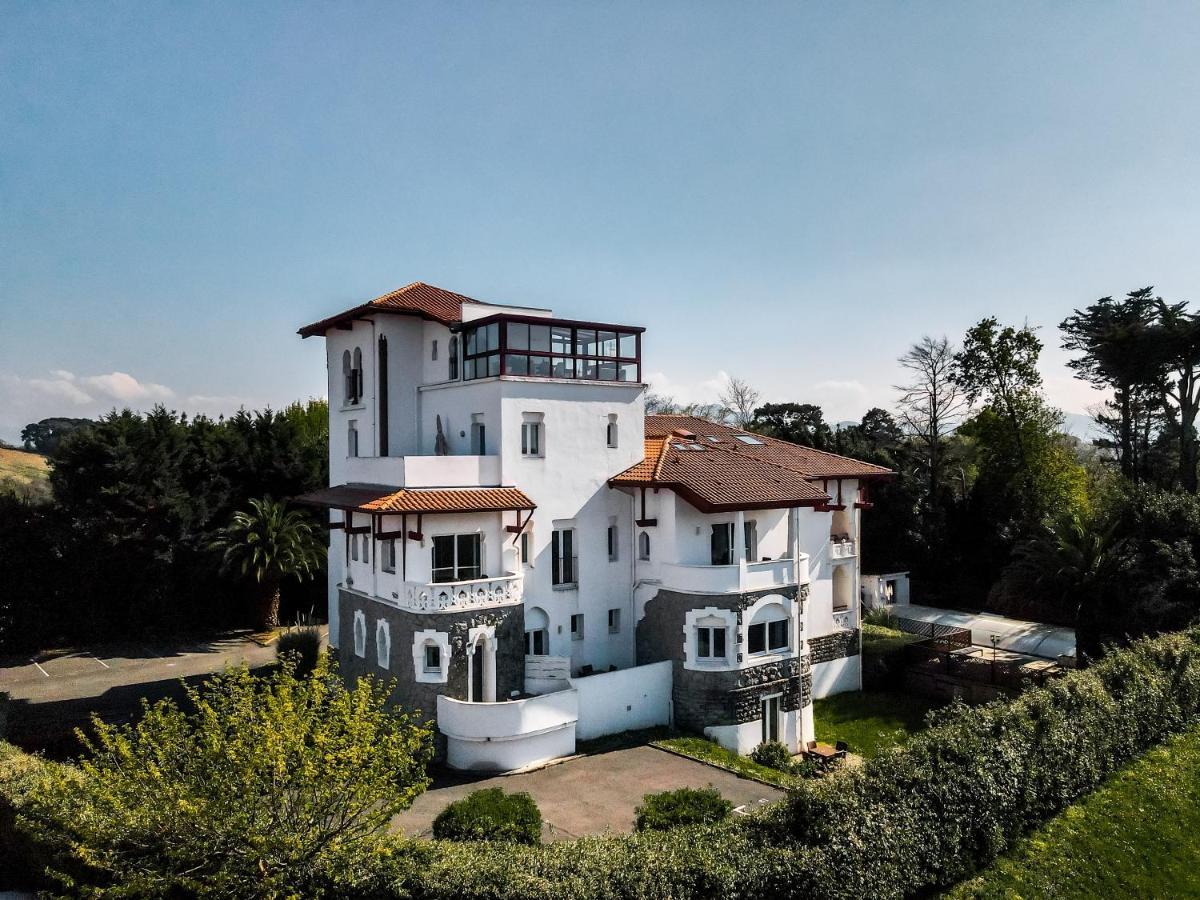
813, 689, 940, 759
947, 722, 1200, 898
650, 734, 797, 788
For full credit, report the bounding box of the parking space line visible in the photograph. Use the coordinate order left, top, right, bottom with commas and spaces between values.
30, 659, 50, 678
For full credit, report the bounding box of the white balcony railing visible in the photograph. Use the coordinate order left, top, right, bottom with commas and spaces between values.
831, 608, 858, 630
830, 539, 857, 559
341, 454, 500, 488
398, 573, 523, 613
659, 554, 807, 595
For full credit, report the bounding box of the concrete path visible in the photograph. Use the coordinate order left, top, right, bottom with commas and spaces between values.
393, 745, 785, 841
0, 632, 278, 754
899, 604, 1075, 660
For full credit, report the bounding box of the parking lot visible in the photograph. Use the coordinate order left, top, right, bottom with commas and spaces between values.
0, 633, 278, 753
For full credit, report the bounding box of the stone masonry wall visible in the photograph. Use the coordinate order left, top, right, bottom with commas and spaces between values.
809, 629, 861, 665
337, 589, 525, 729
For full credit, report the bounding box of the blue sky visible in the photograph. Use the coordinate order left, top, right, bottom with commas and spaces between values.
3, 2, 1200, 443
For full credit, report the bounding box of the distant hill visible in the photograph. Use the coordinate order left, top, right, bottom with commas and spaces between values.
0, 447, 51, 502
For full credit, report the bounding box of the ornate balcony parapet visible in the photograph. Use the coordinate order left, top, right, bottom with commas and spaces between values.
394, 573, 523, 613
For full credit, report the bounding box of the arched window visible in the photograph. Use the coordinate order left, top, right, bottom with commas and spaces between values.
525, 606, 550, 656
352, 611, 366, 658
449, 336, 459, 380
376, 619, 391, 669
638, 531, 651, 561
351, 347, 363, 403
342, 350, 353, 404
832, 565, 852, 611
606, 415, 618, 448
747, 602, 790, 655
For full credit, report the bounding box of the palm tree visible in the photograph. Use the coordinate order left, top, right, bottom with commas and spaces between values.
213, 497, 324, 630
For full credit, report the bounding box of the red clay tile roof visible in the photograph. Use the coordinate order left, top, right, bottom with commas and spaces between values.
611, 415, 892, 512
295, 484, 535, 515
298, 282, 485, 337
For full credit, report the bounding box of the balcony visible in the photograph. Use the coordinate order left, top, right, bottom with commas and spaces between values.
438, 690, 579, 772
659, 555, 808, 595
342, 454, 500, 488
396, 573, 523, 613
830, 539, 857, 560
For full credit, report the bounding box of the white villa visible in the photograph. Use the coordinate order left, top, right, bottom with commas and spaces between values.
298, 282, 891, 772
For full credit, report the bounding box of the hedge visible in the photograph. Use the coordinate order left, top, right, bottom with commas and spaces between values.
432, 787, 543, 844
635, 786, 733, 832
7, 626, 1200, 898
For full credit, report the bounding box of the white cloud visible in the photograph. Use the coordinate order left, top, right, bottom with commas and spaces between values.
0, 369, 177, 443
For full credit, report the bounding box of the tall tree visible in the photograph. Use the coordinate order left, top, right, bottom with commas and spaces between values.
895, 336, 967, 504
212, 497, 324, 630
953, 318, 1045, 471
748, 402, 833, 449
1060, 288, 1165, 482
1150, 298, 1200, 492
718, 376, 761, 429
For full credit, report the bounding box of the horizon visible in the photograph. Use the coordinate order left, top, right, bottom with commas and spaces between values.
5, 3, 1200, 444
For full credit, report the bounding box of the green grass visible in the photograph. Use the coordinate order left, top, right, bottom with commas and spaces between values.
813, 690, 940, 759
861, 622, 922, 655
947, 722, 1200, 898
651, 735, 797, 789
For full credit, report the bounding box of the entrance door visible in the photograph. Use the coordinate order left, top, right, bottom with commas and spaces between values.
471, 641, 484, 702
761, 695, 781, 744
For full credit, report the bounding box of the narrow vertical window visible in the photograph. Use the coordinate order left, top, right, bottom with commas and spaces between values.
552, 529, 575, 586
432, 339, 438, 361
606, 415, 618, 448
381, 539, 396, 573
638, 531, 650, 561
348, 420, 359, 458
449, 336, 459, 380
521, 421, 541, 456
342, 350, 353, 405
520, 531, 531, 567
352, 347, 363, 403
607, 524, 618, 562
608, 609, 621, 633
570, 613, 584, 640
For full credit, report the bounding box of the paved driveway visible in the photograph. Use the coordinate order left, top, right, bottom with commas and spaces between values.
393, 745, 785, 841
0, 633, 279, 754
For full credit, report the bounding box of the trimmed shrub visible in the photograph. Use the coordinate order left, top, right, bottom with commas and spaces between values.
433, 788, 543, 845
277, 625, 324, 676
634, 786, 733, 831
749, 740, 793, 772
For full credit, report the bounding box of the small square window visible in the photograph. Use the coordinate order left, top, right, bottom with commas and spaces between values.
521, 421, 542, 457
608, 609, 620, 633
424, 644, 441, 672
571, 614, 584, 640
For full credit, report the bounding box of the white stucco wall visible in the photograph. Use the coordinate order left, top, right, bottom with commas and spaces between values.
438, 690, 578, 772
568, 660, 672, 740
811, 655, 862, 699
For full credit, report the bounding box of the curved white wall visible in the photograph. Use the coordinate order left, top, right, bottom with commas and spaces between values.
438, 690, 578, 772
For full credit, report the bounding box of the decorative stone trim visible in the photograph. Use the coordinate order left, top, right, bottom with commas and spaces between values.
735, 582, 801, 610
352, 610, 367, 658
375, 619, 391, 669
682, 606, 738, 671
412, 629, 452, 684
809, 629, 861, 664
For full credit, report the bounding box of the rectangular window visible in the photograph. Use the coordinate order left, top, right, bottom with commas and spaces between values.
744, 520, 758, 562
607, 524, 618, 562
520, 531, 531, 567
471, 421, 486, 455
697, 625, 726, 660
748, 622, 766, 654
360, 534, 368, 564
521, 421, 541, 456
432, 339, 438, 360
348, 420, 359, 458
606, 419, 618, 448
768, 619, 789, 651
608, 609, 620, 633
552, 528, 576, 586
525, 628, 547, 655
350, 533, 359, 562
711, 523, 734, 566
381, 540, 396, 573
571, 613, 584, 640
431, 533, 483, 583
424, 644, 441, 672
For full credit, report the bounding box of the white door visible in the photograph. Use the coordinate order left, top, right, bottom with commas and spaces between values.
761, 695, 781, 743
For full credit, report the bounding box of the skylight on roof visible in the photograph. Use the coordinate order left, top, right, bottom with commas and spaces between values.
735, 435, 765, 445
671, 442, 707, 451
705, 435, 722, 443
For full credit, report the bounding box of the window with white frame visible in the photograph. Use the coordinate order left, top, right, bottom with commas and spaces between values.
471, 416, 486, 454
343, 348, 363, 405
448, 336, 459, 380
570, 613, 584, 640
747, 603, 790, 655
519, 530, 532, 567
431, 534, 482, 583
608, 608, 621, 633
606, 415, 618, 448
552, 528, 576, 586
638, 531, 650, 561
607, 523, 618, 562
352, 611, 366, 658
412, 630, 450, 684
381, 539, 396, 573
521, 421, 542, 457
695, 618, 728, 662
525, 606, 549, 655
744, 520, 759, 562
348, 420, 359, 458
431, 339, 438, 361
376, 620, 390, 669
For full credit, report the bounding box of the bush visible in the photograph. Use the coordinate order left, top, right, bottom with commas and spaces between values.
277, 625, 324, 676
634, 786, 733, 832
14, 657, 432, 896
432, 787, 543, 844
749, 740, 793, 772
